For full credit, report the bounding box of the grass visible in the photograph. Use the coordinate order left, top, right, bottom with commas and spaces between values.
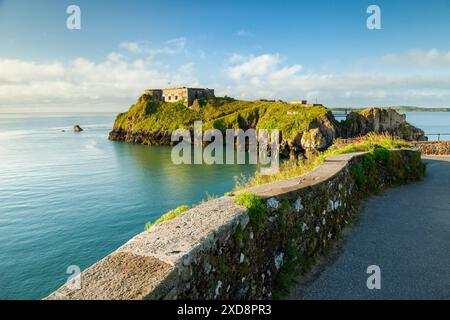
234, 192, 268, 232
350, 162, 366, 188
272, 242, 312, 299
112, 94, 332, 143
144, 205, 190, 230
234, 224, 244, 244
235, 133, 411, 189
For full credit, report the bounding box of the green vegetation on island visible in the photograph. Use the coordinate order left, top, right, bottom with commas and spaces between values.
111, 95, 334, 142
110, 94, 428, 153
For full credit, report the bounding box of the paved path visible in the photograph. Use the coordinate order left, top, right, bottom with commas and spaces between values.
289, 156, 450, 300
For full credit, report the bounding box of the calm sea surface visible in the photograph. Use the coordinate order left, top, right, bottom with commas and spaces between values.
404, 112, 450, 141
0, 111, 449, 299
0, 112, 258, 299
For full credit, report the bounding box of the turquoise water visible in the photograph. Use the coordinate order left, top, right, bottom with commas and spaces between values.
0, 113, 257, 299
0, 111, 449, 300
404, 112, 450, 141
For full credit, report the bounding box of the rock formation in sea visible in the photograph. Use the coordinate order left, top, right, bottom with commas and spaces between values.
340, 108, 426, 141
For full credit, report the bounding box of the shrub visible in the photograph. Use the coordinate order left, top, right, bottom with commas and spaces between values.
372, 147, 390, 164
144, 222, 153, 231
235, 133, 412, 190
350, 163, 366, 188
234, 224, 244, 244
234, 192, 268, 231
273, 242, 312, 299
363, 153, 375, 172
362, 153, 378, 192
278, 198, 290, 233
144, 205, 190, 230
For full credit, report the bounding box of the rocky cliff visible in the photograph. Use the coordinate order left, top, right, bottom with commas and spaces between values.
109, 95, 340, 158
109, 96, 428, 159
340, 108, 427, 141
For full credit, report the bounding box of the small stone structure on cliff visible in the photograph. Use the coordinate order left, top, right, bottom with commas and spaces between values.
144, 87, 215, 107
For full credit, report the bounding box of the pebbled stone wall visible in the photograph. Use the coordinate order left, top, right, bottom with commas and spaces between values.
411, 141, 450, 155
47, 149, 424, 300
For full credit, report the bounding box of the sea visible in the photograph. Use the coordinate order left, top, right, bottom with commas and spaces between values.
0, 111, 449, 299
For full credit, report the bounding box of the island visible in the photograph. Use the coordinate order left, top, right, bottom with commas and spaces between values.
109, 87, 427, 160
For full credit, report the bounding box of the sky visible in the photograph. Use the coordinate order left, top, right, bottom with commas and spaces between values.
1, 0, 450, 112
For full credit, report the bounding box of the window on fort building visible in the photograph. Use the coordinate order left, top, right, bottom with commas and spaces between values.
168, 96, 171, 101
175, 96, 178, 100
162, 96, 165, 101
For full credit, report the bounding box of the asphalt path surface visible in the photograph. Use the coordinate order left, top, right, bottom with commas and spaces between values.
290, 156, 450, 300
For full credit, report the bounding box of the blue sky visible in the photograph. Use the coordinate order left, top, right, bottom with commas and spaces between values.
1, 0, 450, 111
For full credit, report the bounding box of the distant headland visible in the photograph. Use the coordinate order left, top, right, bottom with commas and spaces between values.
332, 106, 450, 112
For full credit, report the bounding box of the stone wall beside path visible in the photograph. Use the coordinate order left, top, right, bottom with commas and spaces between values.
47, 149, 424, 300
411, 141, 450, 155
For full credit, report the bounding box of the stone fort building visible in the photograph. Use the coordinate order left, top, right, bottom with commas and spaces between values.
144, 87, 215, 107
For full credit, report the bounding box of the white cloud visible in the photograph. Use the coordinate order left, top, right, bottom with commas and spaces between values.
118, 37, 187, 56
0, 59, 65, 83
119, 42, 142, 53
165, 37, 186, 50
237, 29, 252, 37
222, 53, 450, 107
383, 49, 450, 67
3, 46, 450, 112
227, 53, 247, 64
0, 45, 198, 111
226, 54, 302, 80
